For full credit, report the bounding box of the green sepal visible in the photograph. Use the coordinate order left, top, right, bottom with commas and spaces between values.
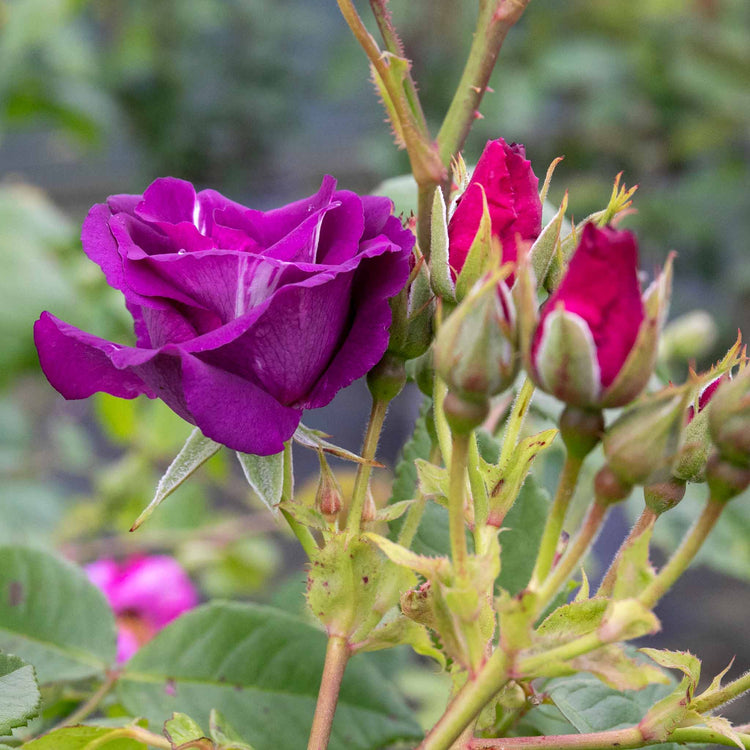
602, 254, 673, 407
530, 192, 568, 284
236, 450, 284, 515
611, 522, 656, 599
293, 423, 380, 465
534, 305, 600, 406
131, 427, 221, 530
430, 187, 456, 301
454, 185, 499, 302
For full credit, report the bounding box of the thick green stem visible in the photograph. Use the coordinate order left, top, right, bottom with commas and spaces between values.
346, 397, 389, 535
419, 649, 509, 750
308, 636, 351, 750
469, 433, 489, 550
597, 506, 657, 598
534, 500, 609, 615
470, 726, 750, 749
437, 0, 530, 166
449, 431, 472, 575
529, 454, 584, 589
638, 496, 726, 609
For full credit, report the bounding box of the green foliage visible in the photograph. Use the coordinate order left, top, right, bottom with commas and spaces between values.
0, 653, 41, 735
22, 726, 146, 750
0, 546, 116, 683
117, 602, 422, 750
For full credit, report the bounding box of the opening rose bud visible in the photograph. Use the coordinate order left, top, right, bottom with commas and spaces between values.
34, 177, 414, 456
709, 366, 750, 469
530, 223, 672, 409
447, 138, 542, 280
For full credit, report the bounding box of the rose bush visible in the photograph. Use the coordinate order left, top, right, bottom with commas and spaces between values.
447, 138, 542, 278
34, 176, 414, 454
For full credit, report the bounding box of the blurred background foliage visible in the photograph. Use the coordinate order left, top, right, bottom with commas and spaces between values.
0, 0, 748, 730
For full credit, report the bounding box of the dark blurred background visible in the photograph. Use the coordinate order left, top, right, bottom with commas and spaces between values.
1, 0, 748, 727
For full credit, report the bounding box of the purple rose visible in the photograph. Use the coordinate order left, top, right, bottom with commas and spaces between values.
86, 555, 198, 662
34, 177, 414, 454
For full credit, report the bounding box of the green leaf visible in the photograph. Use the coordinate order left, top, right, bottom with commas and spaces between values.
0, 546, 116, 683
117, 602, 422, 750
164, 712, 207, 746
496, 477, 550, 595
236, 450, 284, 515
22, 726, 146, 749
611, 523, 656, 599
546, 669, 677, 733
0, 652, 41, 735
209, 710, 256, 749
415, 459, 449, 502
131, 428, 221, 530
640, 648, 701, 698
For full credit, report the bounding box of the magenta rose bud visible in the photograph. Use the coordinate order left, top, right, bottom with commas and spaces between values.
529, 223, 671, 409
86, 555, 198, 662
447, 138, 542, 278
34, 177, 414, 455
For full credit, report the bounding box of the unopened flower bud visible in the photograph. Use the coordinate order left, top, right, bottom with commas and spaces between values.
529, 224, 672, 409
559, 405, 605, 461
316, 453, 343, 521
644, 477, 687, 515
594, 464, 633, 506
673, 374, 725, 483
387, 252, 435, 362
659, 310, 717, 364
367, 353, 407, 403
361, 486, 378, 523
603, 385, 693, 486
709, 367, 750, 469
706, 451, 750, 503
434, 274, 518, 403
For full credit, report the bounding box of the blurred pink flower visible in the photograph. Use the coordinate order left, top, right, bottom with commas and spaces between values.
86, 555, 199, 662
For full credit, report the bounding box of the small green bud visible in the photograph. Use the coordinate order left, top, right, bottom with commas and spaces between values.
644, 477, 687, 515
434, 274, 518, 403
706, 451, 750, 503
594, 464, 633, 505
367, 353, 407, 403
709, 367, 750, 469
443, 391, 489, 435
603, 385, 693, 486
315, 452, 343, 521
659, 310, 717, 364
387, 253, 435, 361
559, 405, 605, 460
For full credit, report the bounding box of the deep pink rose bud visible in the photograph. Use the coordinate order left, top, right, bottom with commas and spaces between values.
447, 139, 542, 279
709, 365, 750, 469
86, 555, 198, 662
529, 223, 672, 409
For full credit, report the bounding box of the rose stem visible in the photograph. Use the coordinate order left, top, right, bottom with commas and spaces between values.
346, 396, 389, 535
533, 499, 610, 615
418, 648, 510, 750
638, 495, 726, 609
596, 505, 658, 598
280, 441, 318, 558
449, 431, 472, 575
436, 0, 531, 168
469, 726, 750, 749
528, 453, 584, 589
692, 668, 750, 714
307, 635, 351, 750
50, 669, 119, 731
